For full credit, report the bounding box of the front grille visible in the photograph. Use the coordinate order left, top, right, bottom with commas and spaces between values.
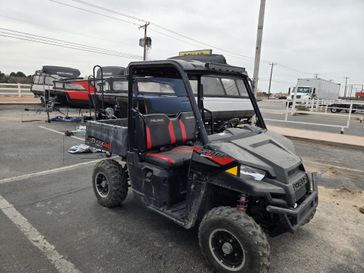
293, 175, 308, 202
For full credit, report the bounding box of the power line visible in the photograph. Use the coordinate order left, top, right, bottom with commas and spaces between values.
0, 28, 141, 59
49, 0, 254, 62
42, 0, 345, 83
49, 0, 140, 27
70, 0, 146, 23
0, 28, 142, 60
53, 0, 337, 78
276, 63, 312, 75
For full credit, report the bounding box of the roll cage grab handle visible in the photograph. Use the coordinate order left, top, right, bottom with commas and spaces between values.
127, 60, 266, 149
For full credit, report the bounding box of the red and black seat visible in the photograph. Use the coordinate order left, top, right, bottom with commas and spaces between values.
139, 112, 196, 169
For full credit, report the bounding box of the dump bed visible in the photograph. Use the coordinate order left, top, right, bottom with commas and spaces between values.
85, 118, 128, 157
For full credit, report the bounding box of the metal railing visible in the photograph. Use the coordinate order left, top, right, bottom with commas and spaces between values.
265, 95, 364, 133
0, 83, 32, 97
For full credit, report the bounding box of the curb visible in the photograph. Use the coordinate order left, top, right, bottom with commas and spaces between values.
284, 135, 364, 150
268, 125, 364, 149
0, 102, 40, 105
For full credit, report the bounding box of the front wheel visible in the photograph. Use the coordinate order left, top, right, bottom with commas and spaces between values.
199, 207, 270, 273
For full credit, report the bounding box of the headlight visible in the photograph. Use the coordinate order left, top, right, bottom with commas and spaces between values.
240, 165, 266, 181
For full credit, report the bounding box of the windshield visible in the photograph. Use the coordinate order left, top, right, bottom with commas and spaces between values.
137, 77, 187, 97
130, 71, 261, 134
189, 76, 248, 97
297, 87, 312, 94
33, 74, 61, 85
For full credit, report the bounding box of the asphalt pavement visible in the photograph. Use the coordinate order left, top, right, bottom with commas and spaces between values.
0, 106, 363, 273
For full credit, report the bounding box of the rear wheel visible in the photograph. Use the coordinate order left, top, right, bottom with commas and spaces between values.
199, 207, 270, 273
92, 159, 128, 207
330, 107, 339, 113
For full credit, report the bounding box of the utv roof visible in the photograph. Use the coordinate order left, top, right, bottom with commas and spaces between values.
129, 59, 247, 76
40, 66, 81, 78
97, 66, 125, 78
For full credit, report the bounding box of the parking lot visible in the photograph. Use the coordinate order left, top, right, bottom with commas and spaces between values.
1, 105, 363, 273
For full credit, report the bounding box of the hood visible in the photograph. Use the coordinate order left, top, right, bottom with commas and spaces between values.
208, 131, 302, 182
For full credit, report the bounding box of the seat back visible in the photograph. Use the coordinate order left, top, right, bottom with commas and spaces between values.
135, 112, 196, 152
172, 112, 196, 144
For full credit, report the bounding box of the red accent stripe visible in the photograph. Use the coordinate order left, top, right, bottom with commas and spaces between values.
146, 126, 152, 149
168, 121, 176, 144
179, 119, 187, 143
172, 147, 193, 153
146, 153, 175, 164
210, 156, 235, 166
193, 146, 202, 152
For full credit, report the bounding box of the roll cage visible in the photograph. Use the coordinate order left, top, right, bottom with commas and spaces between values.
127, 60, 266, 148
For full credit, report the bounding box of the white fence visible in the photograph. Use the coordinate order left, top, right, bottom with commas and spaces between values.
0, 83, 32, 97
265, 97, 364, 133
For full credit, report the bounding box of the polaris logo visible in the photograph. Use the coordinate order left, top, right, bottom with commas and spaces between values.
150, 118, 164, 123
293, 177, 307, 190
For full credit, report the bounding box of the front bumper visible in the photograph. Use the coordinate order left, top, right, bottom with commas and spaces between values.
266, 173, 318, 232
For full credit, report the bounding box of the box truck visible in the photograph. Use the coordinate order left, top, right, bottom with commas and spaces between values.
287, 78, 341, 106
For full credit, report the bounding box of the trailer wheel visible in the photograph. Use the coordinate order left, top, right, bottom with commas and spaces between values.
92, 159, 128, 207
330, 108, 338, 113
199, 207, 270, 273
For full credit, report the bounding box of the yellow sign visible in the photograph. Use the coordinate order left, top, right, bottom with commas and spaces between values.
179, 49, 212, 56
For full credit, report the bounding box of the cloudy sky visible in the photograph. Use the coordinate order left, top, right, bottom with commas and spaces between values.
1, 0, 363, 94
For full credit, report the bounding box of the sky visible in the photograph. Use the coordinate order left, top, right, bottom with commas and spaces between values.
0, 0, 363, 94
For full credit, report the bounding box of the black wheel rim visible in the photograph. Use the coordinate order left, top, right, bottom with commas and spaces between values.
95, 172, 109, 197
209, 228, 246, 271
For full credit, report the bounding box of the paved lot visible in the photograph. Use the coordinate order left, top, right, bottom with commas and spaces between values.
0, 106, 363, 273
259, 101, 364, 137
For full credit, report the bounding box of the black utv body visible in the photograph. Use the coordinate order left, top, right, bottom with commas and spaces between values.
86, 59, 318, 273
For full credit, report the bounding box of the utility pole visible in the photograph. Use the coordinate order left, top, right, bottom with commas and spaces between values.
252, 0, 266, 96
349, 85, 353, 98
344, 76, 349, 98
267, 62, 276, 98
139, 22, 150, 61
313, 73, 319, 79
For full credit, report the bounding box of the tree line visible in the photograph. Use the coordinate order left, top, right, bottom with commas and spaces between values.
0, 71, 33, 84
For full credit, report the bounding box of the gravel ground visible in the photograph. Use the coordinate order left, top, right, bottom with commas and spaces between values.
0, 105, 363, 273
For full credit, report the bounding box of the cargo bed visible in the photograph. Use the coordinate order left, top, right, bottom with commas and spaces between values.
85, 118, 128, 157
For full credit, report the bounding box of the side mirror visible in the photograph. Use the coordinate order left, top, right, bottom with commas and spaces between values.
313, 88, 316, 94
288, 88, 291, 95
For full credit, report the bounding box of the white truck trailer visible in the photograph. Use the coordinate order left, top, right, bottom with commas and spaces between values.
287, 78, 341, 106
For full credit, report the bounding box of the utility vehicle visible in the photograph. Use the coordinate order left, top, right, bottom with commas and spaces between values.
30, 65, 81, 104
53, 78, 94, 108
50, 66, 125, 110
90, 55, 254, 132
86, 59, 318, 273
